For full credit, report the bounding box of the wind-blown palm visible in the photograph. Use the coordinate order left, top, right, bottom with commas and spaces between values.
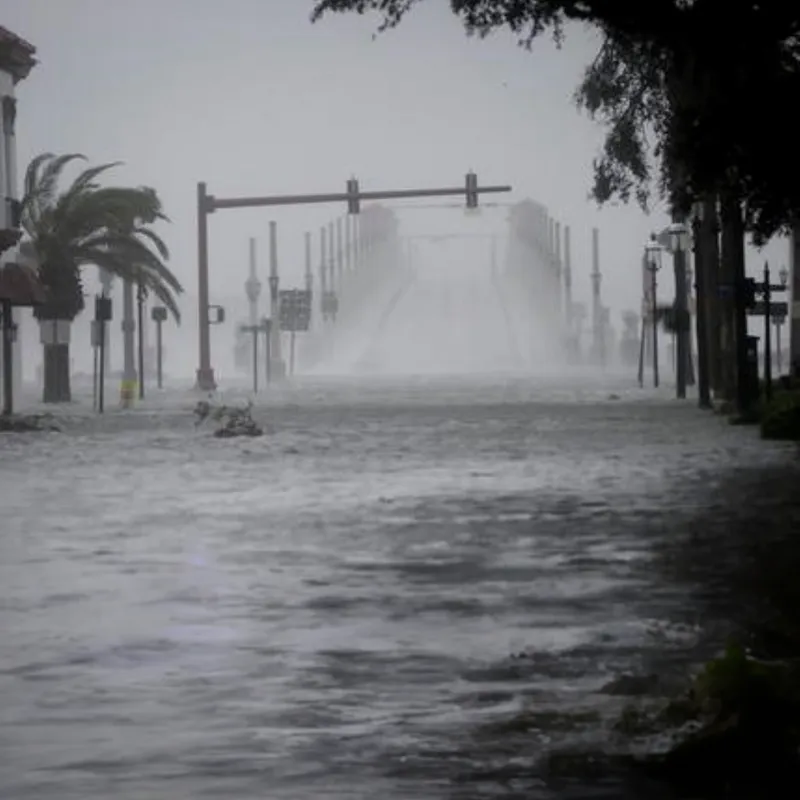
21, 152, 182, 321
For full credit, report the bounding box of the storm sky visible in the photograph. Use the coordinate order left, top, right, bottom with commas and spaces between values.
1, 0, 786, 372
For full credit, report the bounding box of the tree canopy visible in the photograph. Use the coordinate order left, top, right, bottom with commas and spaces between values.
311, 0, 800, 240
20, 153, 183, 321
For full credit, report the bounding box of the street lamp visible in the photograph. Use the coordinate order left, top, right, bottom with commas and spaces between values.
666, 221, 691, 253
665, 221, 692, 399
645, 234, 663, 388
780, 265, 789, 288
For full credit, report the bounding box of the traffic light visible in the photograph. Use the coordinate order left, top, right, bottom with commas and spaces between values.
347, 178, 360, 214
465, 171, 478, 209
743, 277, 757, 310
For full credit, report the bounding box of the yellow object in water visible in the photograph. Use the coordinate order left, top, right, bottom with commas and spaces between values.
119, 379, 137, 407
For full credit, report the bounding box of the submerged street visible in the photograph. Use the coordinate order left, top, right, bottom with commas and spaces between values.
1, 376, 798, 799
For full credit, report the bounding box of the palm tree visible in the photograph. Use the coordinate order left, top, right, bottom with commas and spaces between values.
20, 153, 183, 403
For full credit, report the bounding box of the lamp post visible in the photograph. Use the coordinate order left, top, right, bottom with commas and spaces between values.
778, 265, 789, 374
645, 235, 663, 388
667, 221, 691, 399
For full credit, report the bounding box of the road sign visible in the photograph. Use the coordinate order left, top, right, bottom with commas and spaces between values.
748, 301, 788, 319
279, 289, 312, 332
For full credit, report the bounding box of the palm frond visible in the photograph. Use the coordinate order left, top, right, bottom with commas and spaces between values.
87, 250, 182, 322
36, 153, 87, 208
64, 161, 123, 200
75, 235, 183, 295
91, 186, 168, 228
22, 152, 54, 202
21, 151, 178, 323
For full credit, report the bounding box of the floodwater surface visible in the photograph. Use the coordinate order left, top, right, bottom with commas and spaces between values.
1, 375, 796, 799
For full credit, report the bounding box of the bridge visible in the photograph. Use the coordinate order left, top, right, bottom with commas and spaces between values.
198, 176, 616, 388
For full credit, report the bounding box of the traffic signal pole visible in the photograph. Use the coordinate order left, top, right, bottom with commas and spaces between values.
194, 175, 511, 390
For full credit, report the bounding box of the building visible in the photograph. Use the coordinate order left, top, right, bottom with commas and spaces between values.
0, 26, 37, 407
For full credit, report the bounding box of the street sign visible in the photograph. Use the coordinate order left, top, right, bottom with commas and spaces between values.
279, 289, 312, 332
747, 301, 788, 319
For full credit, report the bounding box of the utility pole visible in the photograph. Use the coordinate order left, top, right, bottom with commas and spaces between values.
121, 278, 136, 407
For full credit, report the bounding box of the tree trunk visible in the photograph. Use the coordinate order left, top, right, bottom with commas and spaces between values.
42, 342, 72, 403
718, 196, 739, 402
719, 193, 749, 412
702, 199, 723, 395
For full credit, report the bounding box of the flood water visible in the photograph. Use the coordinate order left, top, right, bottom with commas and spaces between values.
1, 375, 796, 799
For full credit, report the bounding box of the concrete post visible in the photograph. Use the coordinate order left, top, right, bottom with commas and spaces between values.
327, 220, 335, 295
554, 220, 562, 312
564, 225, 573, 331
336, 217, 343, 285
352, 214, 360, 272
304, 231, 313, 293
319, 225, 327, 319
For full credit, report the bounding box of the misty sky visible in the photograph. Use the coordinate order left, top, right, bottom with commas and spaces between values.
2, 0, 788, 375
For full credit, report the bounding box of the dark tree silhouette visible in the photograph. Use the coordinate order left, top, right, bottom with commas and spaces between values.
311, 0, 800, 240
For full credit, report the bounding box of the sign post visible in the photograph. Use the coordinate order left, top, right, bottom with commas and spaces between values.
279, 288, 312, 376
93, 295, 112, 413
151, 306, 168, 389
744, 262, 789, 403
